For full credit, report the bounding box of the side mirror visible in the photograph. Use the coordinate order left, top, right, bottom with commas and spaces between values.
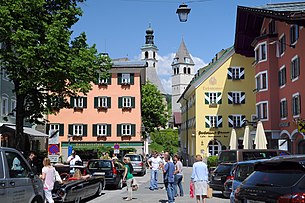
28, 173, 35, 179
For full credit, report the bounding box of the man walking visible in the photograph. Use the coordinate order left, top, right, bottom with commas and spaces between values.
163, 154, 175, 203
147, 152, 162, 190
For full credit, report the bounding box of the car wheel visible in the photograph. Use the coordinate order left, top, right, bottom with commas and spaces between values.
75, 196, 81, 203
31, 196, 44, 203
222, 191, 230, 198
116, 178, 123, 189
96, 182, 103, 196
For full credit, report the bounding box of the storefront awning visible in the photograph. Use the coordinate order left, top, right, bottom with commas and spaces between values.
0, 124, 48, 137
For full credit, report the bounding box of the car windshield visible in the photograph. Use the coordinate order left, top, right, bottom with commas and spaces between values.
88, 161, 111, 169
218, 151, 237, 163
235, 164, 254, 181
245, 171, 304, 187
243, 151, 277, 161
215, 164, 234, 173
125, 155, 141, 161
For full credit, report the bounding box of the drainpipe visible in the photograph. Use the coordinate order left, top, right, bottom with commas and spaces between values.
182, 95, 189, 167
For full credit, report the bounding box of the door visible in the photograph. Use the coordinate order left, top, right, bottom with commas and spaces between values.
0, 151, 8, 202
4, 150, 34, 202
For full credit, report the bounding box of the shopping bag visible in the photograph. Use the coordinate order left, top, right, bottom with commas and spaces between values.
207, 185, 213, 198
132, 178, 138, 191
190, 182, 194, 198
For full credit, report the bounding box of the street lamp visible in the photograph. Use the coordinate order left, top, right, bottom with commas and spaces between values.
176, 3, 191, 22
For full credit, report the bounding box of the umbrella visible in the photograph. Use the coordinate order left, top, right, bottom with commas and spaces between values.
229, 128, 238, 150
254, 121, 268, 149
243, 126, 252, 149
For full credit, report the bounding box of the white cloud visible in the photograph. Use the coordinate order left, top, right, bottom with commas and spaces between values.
133, 53, 207, 94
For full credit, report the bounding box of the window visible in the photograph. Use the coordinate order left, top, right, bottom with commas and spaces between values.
117, 124, 135, 136
269, 20, 276, 34
279, 35, 286, 55
188, 68, 191, 74
278, 66, 286, 87
97, 124, 107, 136
254, 42, 267, 63
68, 124, 87, 136
121, 73, 130, 84
208, 140, 221, 156
204, 92, 222, 105
290, 24, 299, 45
145, 51, 148, 59
121, 124, 131, 136
256, 101, 268, 120
184, 58, 190, 63
205, 115, 222, 128
10, 99, 16, 117
255, 71, 268, 91
118, 73, 134, 85
94, 97, 111, 109
2, 97, 8, 116
118, 97, 135, 108
71, 97, 87, 109
228, 115, 245, 128
6, 151, 31, 178
292, 93, 301, 116
2, 69, 9, 81
73, 124, 83, 136
228, 92, 245, 104
184, 67, 187, 74
99, 77, 108, 85
228, 67, 245, 80
291, 56, 300, 81
280, 99, 288, 119
47, 123, 64, 136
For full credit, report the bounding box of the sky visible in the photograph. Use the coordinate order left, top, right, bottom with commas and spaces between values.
72, 0, 298, 94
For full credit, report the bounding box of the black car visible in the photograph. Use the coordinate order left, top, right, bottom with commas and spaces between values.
87, 159, 126, 189
53, 165, 105, 203
234, 155, 305, 203
209, 163, 236, 197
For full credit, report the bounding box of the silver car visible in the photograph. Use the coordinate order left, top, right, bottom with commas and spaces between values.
124, 154, 146, 176
0, 147, 44, 203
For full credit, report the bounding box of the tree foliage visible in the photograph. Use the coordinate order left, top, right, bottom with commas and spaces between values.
150, 129, 178, 155
0, 0, 112, 150
141, 82, 168, 134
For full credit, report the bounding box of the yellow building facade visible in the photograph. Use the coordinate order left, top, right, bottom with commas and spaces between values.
179, 47, 255, 161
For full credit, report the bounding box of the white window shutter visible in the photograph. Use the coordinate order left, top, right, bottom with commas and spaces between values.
228, 92, 233, 104
228, 115, 233, 127
227, 68, 232, 79
240, 92, 246, 104
239, 68, 245, 79
217, 116, 223, 128
205, 116, 210, 128
216, 92, 222, 104
204, 93, 210, 104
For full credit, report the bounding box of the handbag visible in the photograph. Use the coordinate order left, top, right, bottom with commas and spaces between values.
189, 182, 194, 198
207, 185, 213, 198
131, 178, 138, 191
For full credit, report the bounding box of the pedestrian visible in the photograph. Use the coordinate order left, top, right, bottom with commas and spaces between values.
40, 157, 56, 203
147, 151, 162, 190
173, 154, 184, 197
103, 152, 111, 160
123, 156, 134, 201
27, 151, 38, 175
163, 154, 175, 203
66, 150, 82, 174
112, 153, 118, 160
191, 154, 209, 203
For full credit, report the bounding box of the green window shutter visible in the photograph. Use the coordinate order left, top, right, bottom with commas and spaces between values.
59, 124, 64, 136
131, 124, 136, 136
46, 124, 50, 135
118, 73, 122, 85
68, 124, 73, 135
83, 97, 87, 108
218, 116, 223, 128
107, 124, 111, 136
93, 124, 97, 137
83, 124, 87, 137
58, 97, 64, 108
228, 116, 233, 127
130, 73, 134, 85
94, 72, 99, 85
108, 74, 112, 85
117, 124, 122, 136
241, 115, 246, 127
118, 97, 122, 108
107, 97, 111, 108
204, 92, 209, 104
70, 97, 74, 108
205, 116, 210, 128
131, 97, 135, 108
240, 68, 245, 79
94, 97, 98, 108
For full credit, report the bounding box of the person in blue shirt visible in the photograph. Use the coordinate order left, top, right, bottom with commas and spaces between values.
163, 154, 175, 203
191, 154, 209, 203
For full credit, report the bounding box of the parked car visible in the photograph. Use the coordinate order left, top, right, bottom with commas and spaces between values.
0, 147, 45, 203
52, 164, 105, 203
124, 153, 146, 175
217, 149, 289, 164
229, 159, 269, 203
209, 162, 236, 197
87, 159, 126, 189
234, 155, 305, 203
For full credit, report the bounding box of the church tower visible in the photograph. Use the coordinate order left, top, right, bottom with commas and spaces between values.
171, 39, 195, 114
141, 24, 166, 94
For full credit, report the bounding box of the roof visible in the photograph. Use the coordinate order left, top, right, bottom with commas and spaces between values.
112, 60, 147, 68
173, 39, 194, 65
146, 67, 167, 94
0, 123, 48, 137
235, 2, 305, 57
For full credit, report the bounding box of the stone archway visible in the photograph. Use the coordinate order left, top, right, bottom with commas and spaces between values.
279, 131, 292, 153
298, 140, 305, 154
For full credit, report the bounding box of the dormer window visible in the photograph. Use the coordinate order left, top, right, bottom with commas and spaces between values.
118, 73, 134, 85
184, 57, 190, 63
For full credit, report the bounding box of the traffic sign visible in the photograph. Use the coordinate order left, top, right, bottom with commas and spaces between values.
114, 143, 120, 150
48, 144, 59, 154
114, 149, 120, 154
48, 155, 59, 163
49, 129, 59, 144
298, 121, 305, 133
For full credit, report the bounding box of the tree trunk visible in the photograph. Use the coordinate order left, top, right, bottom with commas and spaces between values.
15, 92, 26, 151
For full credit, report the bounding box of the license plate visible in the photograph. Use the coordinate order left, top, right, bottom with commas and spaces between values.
246, 200, 265, 203
132, 163, 136, 166
213, 176, 221, 181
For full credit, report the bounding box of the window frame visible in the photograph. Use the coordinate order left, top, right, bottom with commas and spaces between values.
1, 96, 8, 116
73, 124, 83, 136
280, 98, 288, 119
121, 124, 132, 136
97, 124, 107, 136
74, 97, 84, 108
254, 42, 267, 63
279, 34, 286, 56
290, 24, 299, 46
291, 55, 300, 82
278, 65, 286, 88
121, 73, 131, 84
255, 71, 268, 92
256, 101, 268, 121
122, 97, 132, 108
292, 93, 301, 117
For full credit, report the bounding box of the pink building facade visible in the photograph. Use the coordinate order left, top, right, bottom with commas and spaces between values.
235, 2, 305, 154
47, 60, 146, 160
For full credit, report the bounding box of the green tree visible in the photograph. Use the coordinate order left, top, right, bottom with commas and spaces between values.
150, 129, 178, 155
141, 82, 168, 134
0, 0, 112, 151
